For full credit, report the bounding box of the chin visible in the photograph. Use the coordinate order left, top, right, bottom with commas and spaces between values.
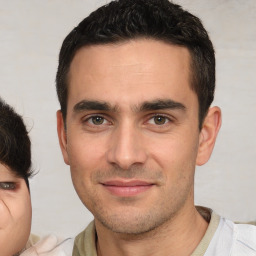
96, 210, 171, 235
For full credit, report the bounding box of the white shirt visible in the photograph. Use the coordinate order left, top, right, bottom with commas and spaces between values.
205, 216, 256, 256
21, 235, 74, 256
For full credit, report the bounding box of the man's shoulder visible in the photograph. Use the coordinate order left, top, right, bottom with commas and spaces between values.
232, 221, 256, 254
195, 207, 256, 256
73, 221, 97, 256
208, 217, 256, 255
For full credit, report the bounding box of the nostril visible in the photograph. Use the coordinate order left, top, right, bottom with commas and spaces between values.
106, 148, 147, 170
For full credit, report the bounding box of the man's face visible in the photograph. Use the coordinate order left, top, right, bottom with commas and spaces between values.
0, 164, 32, 256
58, 39, 206, 234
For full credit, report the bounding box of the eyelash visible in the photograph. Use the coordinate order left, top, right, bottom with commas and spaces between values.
0, 182, 17, 190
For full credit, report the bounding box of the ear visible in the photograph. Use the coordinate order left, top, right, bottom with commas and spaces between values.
196, 106, 222, 166
56, 110, 70, 165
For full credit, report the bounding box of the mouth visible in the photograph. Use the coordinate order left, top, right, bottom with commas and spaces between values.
100, 180, 154, 197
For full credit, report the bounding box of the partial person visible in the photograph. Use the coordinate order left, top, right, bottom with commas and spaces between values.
0, 98, 73, 256
56, 0, 256, 255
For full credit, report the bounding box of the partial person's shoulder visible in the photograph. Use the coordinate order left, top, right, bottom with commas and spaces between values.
21, 234, 74, 256
26, 234, 41, 248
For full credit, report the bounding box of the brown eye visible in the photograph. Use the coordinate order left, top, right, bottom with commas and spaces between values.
91, 116, 105, 125
153, 116, 167, 125
0, 182, 16, 190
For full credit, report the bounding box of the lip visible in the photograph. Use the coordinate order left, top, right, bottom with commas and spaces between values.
101, 180, 154, 197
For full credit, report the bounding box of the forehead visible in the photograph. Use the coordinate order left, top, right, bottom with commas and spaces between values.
68, 39, 195, 109
0, 163, 14, 176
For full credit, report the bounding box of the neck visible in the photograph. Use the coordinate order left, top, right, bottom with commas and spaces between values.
95, 205, 208, 256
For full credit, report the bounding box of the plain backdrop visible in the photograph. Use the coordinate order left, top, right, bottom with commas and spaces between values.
0, 0, 255, 237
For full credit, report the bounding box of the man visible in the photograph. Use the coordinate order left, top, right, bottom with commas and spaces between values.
56, 0, 256, 255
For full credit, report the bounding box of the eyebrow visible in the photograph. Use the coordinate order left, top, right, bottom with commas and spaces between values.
138, 99, 186, 112
73, 99, 186, 114
73, 100, 115, 113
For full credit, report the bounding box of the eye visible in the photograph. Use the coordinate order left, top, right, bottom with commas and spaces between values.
0, 182, 16, 190
85, 115, 109, 126
148, 115, 170, 125
90, 116, 105, 125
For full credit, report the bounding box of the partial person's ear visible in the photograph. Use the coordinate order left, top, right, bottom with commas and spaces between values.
196, 106, 221, 166
56, 110, 70, 165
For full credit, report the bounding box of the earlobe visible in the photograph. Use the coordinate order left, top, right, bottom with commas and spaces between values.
56, 110, 70, 165
196, 106, 222, 166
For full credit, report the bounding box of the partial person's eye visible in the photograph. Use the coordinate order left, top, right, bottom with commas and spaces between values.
0, 182, 16, 190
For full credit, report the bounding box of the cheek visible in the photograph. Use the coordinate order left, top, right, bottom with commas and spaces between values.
14, 194, 32, 253
18, 192, 32, 227
0, 199, 10, 228
0, 191, 32, 255
152, 138, 197, 200
151, 132, 198, 163
68, 134, 107, 175
68, 140, 98, 195
67, 135, 109, 207
149, 132, 199, 182
11, 191, 32, 238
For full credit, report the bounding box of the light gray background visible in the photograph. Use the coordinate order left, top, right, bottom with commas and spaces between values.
0, 0, 255, 237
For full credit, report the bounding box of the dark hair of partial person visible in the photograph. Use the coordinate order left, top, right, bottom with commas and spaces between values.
56, 0, 215, 129
0, 98, 32, 189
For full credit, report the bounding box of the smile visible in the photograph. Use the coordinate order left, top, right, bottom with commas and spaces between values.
101, 180, 154, 197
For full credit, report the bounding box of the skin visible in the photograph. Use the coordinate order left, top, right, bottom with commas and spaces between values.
0, 164, 32, 256
57, 39, 221, 256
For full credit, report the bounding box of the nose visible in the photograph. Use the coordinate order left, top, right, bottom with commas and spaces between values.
106, 122, 147, 170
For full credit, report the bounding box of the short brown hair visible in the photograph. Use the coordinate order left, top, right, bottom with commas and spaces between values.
56, 0, 215, 128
